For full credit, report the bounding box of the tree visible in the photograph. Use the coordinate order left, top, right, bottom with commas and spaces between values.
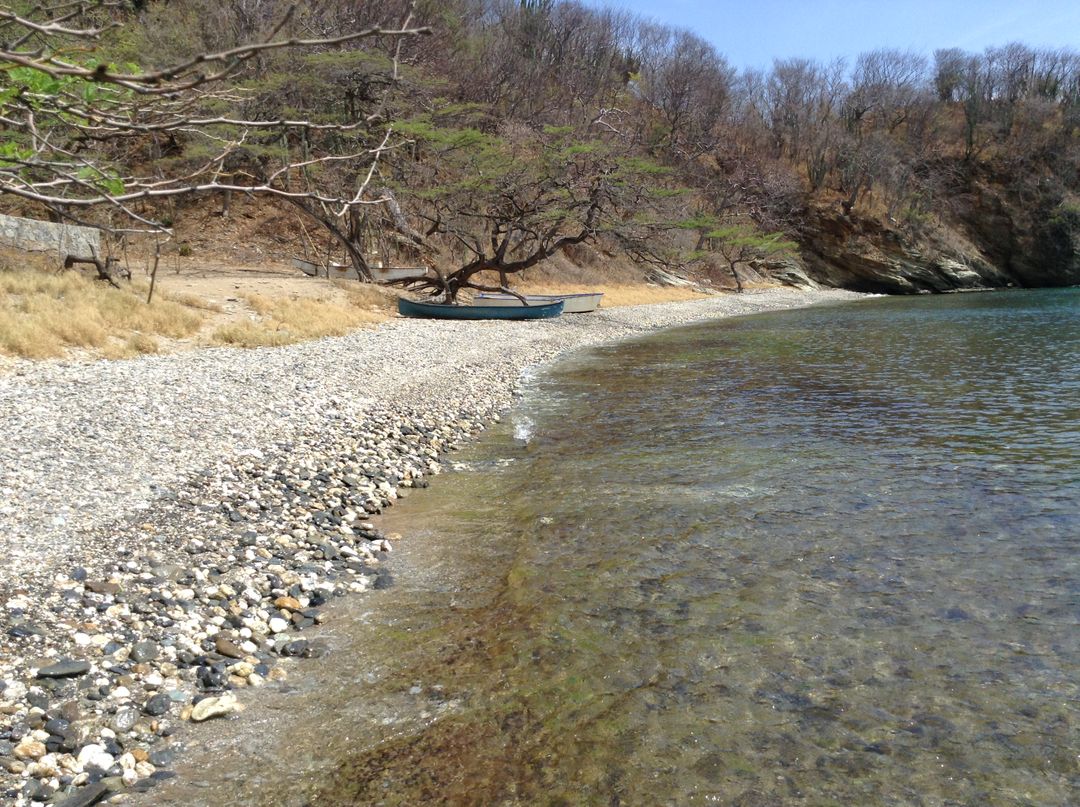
680, 215, 796, 293
0, 1, 428, 277
633, 24, 734, 157
849, 49, 928, 134
386, 114, 675, 301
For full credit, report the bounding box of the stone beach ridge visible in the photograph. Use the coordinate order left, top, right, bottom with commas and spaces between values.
0, 289, 862, 806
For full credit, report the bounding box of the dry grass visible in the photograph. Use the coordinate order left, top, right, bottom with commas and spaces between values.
0, 264, 205, 359
514, 280, 709, 308
162, 291, 224, 312
212, 284, 394, 347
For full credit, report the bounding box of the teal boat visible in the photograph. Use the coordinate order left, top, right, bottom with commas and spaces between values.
397, 297, 564, 320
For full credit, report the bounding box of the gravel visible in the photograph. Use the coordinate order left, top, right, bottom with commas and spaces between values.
0, 288, 863, 805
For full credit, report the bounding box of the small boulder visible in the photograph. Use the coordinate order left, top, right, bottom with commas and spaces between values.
189, 693, 243, 723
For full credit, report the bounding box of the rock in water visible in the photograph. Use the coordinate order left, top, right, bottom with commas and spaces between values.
268, 617, 289, 634
54, 781, 111, 807
190, 692, 243, 722
273, 596, 302, 612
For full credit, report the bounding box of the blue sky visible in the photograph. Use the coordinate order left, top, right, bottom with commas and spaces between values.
589, 1, 1080, 70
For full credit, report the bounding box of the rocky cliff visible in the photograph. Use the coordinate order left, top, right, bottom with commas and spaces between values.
792, 169, 1079, 294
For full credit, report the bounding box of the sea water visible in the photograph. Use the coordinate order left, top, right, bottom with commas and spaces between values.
160, 289, 1080, 806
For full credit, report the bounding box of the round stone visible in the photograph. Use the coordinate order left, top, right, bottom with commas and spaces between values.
189, 693, 243, 722
142, 694, 171, 717
111, 706, 140, 733
268, 617, 289, 634
129, 641, 159, 663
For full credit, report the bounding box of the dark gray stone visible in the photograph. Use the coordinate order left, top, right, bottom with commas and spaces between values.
8, 621, 46, 638
53, 781, 110, 807
142, 694, 171, 717
147, 748, 177, 768
129, 641, 159, 663
35, 659, 90, 679
43, 718, 70, 736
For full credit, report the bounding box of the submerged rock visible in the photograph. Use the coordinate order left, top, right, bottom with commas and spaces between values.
190, 692, 243, 722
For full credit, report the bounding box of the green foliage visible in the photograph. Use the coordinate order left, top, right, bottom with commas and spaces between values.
75, 166, 125, 197
395, 120, 492, 152
706, 226, 797, 256
1, 62, 133, 116
613, 156, 670, 177
301, 49, 394, 73
1047, 201, 1080, 235
674, 214, 721, 231
0, 138, 31, 168
0, 58, 136, 196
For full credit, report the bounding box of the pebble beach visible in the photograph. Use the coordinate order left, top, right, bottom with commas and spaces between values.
0, 288, 863, 806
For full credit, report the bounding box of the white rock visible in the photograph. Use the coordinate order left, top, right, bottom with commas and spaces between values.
190, 692, 243, 722
268, 617, 289, 634
27, 759, 60, 778
59, 754, 82, 773
77, 744, 114, 772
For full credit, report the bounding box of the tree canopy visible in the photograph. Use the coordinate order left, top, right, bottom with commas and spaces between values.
2, 0, 1078, 291
0, 0, 427, 275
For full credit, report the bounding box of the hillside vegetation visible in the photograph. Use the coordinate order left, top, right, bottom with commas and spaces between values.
1, 0, 1079, 295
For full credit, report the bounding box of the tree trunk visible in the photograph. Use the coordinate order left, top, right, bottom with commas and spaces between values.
729, 260, 744, 293
286, 198, 373, 282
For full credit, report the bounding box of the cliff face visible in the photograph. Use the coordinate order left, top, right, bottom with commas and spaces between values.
793, 171, 1080, 294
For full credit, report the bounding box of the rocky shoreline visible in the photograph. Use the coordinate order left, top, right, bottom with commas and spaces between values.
0, 289, 865, 806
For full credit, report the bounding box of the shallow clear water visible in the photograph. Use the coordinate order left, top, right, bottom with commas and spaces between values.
157, 290, 1080, 806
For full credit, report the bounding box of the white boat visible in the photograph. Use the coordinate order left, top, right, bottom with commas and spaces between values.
292, 257, 320, 276
371, 266, 428, 282
474, 291, 603, 313
294, 258, 426, 283
292, 257, 355, 278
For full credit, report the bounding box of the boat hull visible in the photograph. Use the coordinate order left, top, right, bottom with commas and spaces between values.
473, 292, 603, 313
372, 266, 428, 282
292, 258, 356, 279
294, 259, 427, 283
398, 297, 563, 320
292, 258, 319, 277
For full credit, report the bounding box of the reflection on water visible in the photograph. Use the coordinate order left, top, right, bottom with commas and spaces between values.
158, 290, 1080, 806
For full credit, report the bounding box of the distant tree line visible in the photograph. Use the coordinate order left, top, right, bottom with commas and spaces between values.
2, 0, 1078, 295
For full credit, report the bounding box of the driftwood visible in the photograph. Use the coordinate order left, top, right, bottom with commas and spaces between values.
62, 253, 131, 288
